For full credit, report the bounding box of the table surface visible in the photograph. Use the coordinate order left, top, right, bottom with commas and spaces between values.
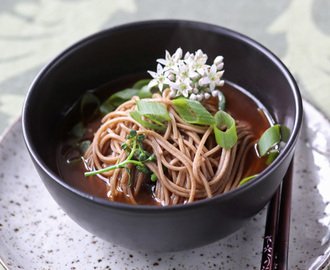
1, 0, 329, 269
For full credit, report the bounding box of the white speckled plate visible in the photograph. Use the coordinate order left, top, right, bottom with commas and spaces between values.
0, 100, 329, 270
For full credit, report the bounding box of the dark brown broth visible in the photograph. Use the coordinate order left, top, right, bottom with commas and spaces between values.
56, 77, 271, 205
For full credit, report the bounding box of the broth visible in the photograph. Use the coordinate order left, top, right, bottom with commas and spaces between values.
56, 75, 271, 205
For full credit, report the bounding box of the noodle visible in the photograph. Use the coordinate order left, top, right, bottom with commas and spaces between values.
84, 89, 254, 206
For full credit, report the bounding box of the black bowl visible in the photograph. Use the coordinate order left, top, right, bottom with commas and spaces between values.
22, 20, 302, 252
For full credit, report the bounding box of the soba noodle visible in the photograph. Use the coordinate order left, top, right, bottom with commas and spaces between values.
84, 88, 253, 205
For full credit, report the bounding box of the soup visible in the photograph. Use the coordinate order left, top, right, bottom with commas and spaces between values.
56, 49, 276, 206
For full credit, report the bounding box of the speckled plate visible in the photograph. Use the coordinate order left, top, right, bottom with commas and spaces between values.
0, 100, 329, 270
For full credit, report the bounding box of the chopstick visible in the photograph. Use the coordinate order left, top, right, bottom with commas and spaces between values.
260, 158, 294, 270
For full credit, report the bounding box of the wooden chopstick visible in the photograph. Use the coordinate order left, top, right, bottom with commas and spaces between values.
260, 158, 294, 270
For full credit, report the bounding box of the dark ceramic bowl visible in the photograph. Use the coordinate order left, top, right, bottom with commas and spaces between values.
22, 20, 302, 252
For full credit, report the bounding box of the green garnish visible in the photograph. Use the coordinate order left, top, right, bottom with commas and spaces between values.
84, 130, 156, 185
102, 88, 140, 112
238, 174, 258, 187
80, 93, 100, 120
100, 79, 155, 114
172, 99, 215, 125
238, 124, 283, 186
64, 140, 91, 164
266, 149, 279, 165
213, 110, 238, 149
257, 124, 281, 157
130, 100, 171, 131
151, 173, 158, 182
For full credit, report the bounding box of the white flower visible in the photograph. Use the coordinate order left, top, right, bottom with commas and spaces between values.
213, 55, 224, 70
148, 48, 225, 101
199, 64, 224, 91
147, 63, 171, 91
157, 48, 182, 72
211, 90, 218, 97
170, 77, 192, 97
196, 93, 204, 101
190, 93, 197, 100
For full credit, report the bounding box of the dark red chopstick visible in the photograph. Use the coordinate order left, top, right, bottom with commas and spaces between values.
260, 158, 294, 270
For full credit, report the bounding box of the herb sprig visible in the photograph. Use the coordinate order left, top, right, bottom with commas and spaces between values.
84, 130, 157, 185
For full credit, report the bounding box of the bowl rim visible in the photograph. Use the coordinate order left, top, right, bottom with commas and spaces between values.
22, 19, 303, 212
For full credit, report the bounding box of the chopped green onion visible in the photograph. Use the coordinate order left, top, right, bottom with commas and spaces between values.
136, 100, 171, 122
218, 90, 226, 111
266, 149, 279, 165
280, 125, 291, 143
213, 110, 237, 149
172, 99, 215, 125
238, 174, 258, 186
258, 124, 281, 157
130, 111, 167, 131
130, 100, 171, 131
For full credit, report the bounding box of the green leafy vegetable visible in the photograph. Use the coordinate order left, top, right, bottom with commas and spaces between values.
106, 88, 140, 108
132, 79, 152, 89
213, 110, 237, 149
64, 140, 91, 164
257, 124, 281, 157
172, 99, 215, 125
69, 122, 86, 138
80, 93, 100, 120
130, 100, 171, 131
84, 130, 156, 185
100, 79, 155, 114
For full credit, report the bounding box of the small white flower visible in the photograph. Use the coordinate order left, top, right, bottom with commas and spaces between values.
148, 48, 224, 101
157, 48, 182, 72
190, 93, 197, 100
170, 77, 192, 97
147, 63, 171, 91
169, 89, 176, 97
196, 94, 204, 101
211, 90, 218, 97
192, 88, 199, 94
213, 55, 224, 66
199, 64, 224, 91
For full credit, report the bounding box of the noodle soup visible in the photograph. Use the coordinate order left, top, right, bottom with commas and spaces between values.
57, 75, 272, 206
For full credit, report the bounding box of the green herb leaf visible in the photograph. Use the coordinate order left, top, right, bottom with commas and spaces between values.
172, 99, 215, 125
69, 122, 86, 138
132, 79, 152, 89
80, 93, 100, 119
258, 124, 281, 157
213, 110, 237, 149
76, 140, 91, 154
108, 88, 140, 107
84, 130, 156, 186
138, 85, 153, 99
